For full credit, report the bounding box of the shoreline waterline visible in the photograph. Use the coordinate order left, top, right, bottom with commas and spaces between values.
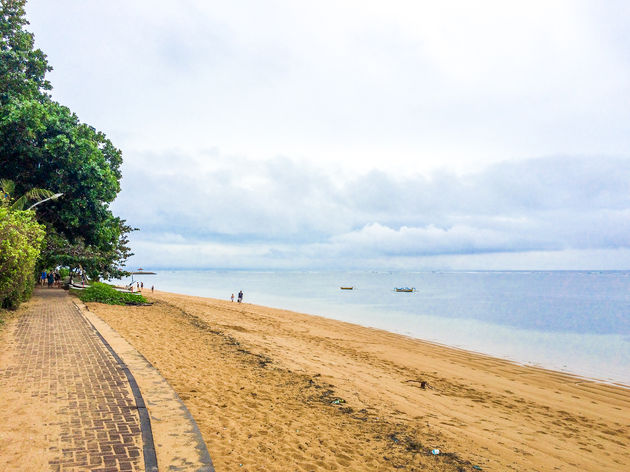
116, 269, 630, 386
155, 287, 630, 389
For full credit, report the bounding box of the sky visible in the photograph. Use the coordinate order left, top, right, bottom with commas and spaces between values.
24, 0, 630, 270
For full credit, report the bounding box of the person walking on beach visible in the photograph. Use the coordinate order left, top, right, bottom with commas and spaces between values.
237, 290, 243, 303
231, 293, 235, 302
151, 285, 154, 293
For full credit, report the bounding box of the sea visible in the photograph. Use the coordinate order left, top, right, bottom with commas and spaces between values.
119, 270, 630, 386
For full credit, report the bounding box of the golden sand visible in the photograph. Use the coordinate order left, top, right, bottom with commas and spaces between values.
3, 290, 629, 471
84, 290, 630, 471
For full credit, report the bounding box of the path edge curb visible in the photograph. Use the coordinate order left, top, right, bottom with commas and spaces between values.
73, 300, 214, 472
72, 301, 159, 472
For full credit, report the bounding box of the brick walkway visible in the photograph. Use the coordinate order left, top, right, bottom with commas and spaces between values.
0, 289, 152, 472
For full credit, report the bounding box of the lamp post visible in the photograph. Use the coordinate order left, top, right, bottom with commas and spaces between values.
27, 193, 63, 210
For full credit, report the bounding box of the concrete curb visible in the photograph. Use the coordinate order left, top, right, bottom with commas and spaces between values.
76, 302, 159, 472
74, 301, 215, 472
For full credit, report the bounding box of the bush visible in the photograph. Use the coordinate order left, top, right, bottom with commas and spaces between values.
0, 207, 45, 309
75, 282, 147, 306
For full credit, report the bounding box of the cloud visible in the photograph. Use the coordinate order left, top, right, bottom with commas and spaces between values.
112, 152, 630, 268
327, 222, 545, 256
22, 1, 630, 269
26, 0, 630, 173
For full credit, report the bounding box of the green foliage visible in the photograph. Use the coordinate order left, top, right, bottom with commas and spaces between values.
0, 0, 52, 103
58, 267, 69, 278
75, 282, 147, 306
0, 0, 134, 279
1, 178, 57, 210
0, 206, 45, 309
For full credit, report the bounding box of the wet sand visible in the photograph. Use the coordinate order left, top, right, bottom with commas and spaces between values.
84, 290, 629, 471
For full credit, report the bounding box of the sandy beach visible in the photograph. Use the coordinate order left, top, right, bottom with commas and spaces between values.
79, 290, 629, 471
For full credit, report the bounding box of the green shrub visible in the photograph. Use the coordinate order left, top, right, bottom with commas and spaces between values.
59, 267, 70, 278
75, 282, 147, 306
0, 207, 46, 309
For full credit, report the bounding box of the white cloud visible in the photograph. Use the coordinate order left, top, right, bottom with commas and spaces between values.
20, 1, 630, 269
26, 0, 630, 173
111, 153, 630, 269
328, 222, 539, 256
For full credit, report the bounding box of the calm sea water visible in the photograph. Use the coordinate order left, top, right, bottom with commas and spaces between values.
121, 270, 630, 386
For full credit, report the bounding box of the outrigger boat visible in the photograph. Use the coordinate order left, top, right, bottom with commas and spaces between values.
394, 287, 416, 292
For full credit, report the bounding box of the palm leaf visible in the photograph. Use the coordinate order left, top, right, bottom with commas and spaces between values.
10, 195, 28, 211
2, 179, 59, 210
24, 187, 55, 201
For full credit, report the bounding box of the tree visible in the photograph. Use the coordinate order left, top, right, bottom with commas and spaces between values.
0, 0, 51, 103
0, 0, 133, 279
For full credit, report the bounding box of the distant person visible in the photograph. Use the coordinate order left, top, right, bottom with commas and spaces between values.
41, 270, 47, 286
237, 290, 243, 303
141, 281, 144, 289
231, 293, 234, 302
151, 285, 154, 293
47, 272, 54, 288
54, 271, 60, 287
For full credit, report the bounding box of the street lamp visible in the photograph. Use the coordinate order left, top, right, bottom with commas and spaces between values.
28, 193, 63, 210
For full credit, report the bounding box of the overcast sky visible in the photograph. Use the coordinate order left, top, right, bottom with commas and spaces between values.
25, 0, 630, 270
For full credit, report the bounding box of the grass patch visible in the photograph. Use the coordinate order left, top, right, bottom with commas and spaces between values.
74, 282, 148, 306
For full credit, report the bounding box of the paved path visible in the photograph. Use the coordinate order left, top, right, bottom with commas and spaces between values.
79, 303, 214, 472
0, 289, 152, 472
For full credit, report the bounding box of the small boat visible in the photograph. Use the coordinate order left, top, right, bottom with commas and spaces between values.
394, 287, 416, 292
340, 286, 354, 290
